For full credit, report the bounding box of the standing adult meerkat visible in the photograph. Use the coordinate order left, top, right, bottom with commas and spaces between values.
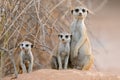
51, 33, 72, 70
70, 6, 94, 70
17, 41, 34, 73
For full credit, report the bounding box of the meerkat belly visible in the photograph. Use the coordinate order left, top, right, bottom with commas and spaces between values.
79, 39, 91, 57
23, 54, 31, 64
71, 32, 81, 49
71, 24, 82, 46
60, 49, 69, 56
59, 45, 69, 56
60, 52, 67, 61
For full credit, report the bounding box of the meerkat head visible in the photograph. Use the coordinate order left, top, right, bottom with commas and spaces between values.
19, 41, 33, 51
71, 6, 89, 19
58, 33, 72, 44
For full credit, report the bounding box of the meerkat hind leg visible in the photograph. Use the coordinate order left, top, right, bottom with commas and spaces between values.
82, 55, 93, 70
21, 63, 27, 73
64, 55, 69, 69
28, 63, 33, 73
58, 56, 62, 69
77, 40, 93, 70
76, 51, 92, 70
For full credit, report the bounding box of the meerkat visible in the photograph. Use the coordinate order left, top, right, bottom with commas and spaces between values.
70, 6, 94, 70
51, 33, 72, 70
17, 41, 34, 73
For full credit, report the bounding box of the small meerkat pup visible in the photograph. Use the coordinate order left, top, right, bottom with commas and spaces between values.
70, 6, 94, 70
51, 33, 72, 70
17, 41, 34, 73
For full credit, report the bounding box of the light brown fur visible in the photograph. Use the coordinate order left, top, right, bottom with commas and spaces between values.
70, 6, 94, 70
16, 41, 34, 73
51, 33, 71, 69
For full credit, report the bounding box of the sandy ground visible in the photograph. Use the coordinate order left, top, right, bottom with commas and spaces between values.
3, 69, 120, 80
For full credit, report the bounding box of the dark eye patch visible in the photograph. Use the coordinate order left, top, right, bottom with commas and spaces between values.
65, 35, 69, 38
75, 9, 79, 12
21, 44, 23, 46
82, 9, 86, 13
60, 35, 63, 38
26, 44, 29, 47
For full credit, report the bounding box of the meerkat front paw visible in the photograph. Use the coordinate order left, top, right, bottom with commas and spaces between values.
23, 69, 27, 73
59, 67, 62, 70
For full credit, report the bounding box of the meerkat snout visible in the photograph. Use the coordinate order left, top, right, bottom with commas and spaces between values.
58, 33, 72, 43
19, 41, 33, 50
71, 6, 89, 19
79, 13, 82, 16
62, 39, 65, 41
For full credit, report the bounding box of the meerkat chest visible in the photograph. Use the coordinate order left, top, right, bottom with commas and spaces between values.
58, 43, 70, 56
71, 21, 84, 42
22, 52, 31, 63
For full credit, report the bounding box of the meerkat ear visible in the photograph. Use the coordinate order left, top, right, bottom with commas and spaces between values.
87, 9, 94, 14
58, 34, 60, 37
31, 45, 33, 48
87, 10, 89, 13
18, 42, 22, 47
70, 35, 72, 38
71, 10, 73, 14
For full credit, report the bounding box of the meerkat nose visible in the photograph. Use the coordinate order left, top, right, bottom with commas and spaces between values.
62, 39, 65, 41
79, 13, 82, 16
22, 47, 25, 49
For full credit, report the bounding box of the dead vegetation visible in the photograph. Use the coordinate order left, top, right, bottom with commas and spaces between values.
0, 0, 108, 78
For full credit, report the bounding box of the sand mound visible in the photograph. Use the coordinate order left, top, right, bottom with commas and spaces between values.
3, 69, 120, 80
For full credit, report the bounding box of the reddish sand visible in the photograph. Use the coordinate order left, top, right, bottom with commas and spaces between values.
3, 69, 120, 80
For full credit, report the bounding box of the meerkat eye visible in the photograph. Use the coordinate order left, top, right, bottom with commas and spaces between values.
82, 9, 86, 13
60, 35, 63, 38
75, 9, 79, 12
65, 35, 68, 38
26, 44, 29, 47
